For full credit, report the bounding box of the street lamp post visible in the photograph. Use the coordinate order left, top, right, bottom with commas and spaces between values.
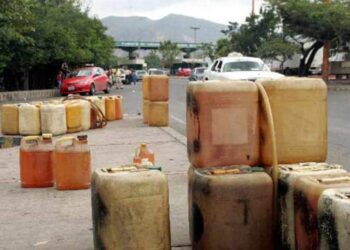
190, 26, 200, 43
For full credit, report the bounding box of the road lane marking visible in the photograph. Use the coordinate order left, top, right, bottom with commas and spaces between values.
170, 115, 186, 125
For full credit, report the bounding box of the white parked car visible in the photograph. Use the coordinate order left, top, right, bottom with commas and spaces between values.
204, 55, 284, 81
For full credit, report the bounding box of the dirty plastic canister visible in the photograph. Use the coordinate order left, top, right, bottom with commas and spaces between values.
1, 104, 20, 135
19, 103, 41, 135
91, 167, 171, 250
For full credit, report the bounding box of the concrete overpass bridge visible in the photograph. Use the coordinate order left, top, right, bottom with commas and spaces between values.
115, 41, 202, 58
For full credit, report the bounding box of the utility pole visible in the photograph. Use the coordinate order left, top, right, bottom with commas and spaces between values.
322, 0, 331, 81
190, 26, 200, 43
252, 0, 255, 15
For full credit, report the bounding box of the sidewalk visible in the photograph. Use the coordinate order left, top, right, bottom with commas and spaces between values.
0, 115, 191, 249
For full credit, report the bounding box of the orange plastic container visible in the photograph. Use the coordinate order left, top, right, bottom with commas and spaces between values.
190, 166, 273, 249
54, 135, 91, 190
148, 75, 169, 101
105, 97, 116, 121
142, 76, 150, 100
133, 143, 155, 165
114, 95, 123, 120
20, 134, 54, 188
294, 174, 350, 250
187, 80, 259, 168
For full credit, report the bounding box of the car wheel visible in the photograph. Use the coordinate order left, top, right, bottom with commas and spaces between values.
89, 84, 96, 96
103, 83, 111, 94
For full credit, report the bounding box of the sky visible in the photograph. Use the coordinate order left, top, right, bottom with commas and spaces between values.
87, 0, 264, 25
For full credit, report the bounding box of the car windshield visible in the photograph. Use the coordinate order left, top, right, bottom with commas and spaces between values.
69, 69, 92, 77
150, 70, 164, 75
222, 61, 266, 72
195, 68, 205, 74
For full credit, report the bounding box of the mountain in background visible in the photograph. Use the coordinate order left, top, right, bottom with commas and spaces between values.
101, 14, 227, 43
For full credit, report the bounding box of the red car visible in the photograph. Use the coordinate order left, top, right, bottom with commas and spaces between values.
176, 68, 192, 77
60, 67, 110, 96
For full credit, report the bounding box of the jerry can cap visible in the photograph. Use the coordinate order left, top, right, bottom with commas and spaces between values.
77, 135, 88, 141
42, 133, 53, 139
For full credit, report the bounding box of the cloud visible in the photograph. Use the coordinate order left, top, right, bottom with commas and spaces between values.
89, 0, 263, 25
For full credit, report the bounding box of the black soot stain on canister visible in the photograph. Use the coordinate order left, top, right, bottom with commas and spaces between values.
91, 181, 108, 250
192, 203, 204, 242
277, 177, 291, 250
319, 197, 339, 250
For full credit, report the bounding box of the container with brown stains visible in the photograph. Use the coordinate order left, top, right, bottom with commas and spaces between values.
148, 101, 168, 127
259, 78, 327, 165
294, 174, 350, 250
187, 80, 259, 168
318, 187, 350, 250
190, 165, 273, 249
40, 103, 67, 136
148, 75, 169, 101
277, 162, 346, 250
91, 167, 170, 250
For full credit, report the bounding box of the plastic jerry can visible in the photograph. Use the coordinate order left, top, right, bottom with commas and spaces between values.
148, 101, 168, 127
40, 103, 67, 136
259, 78, 327, 165
148, 75, 169, 101
187, 80, 259, 168
114, 95, 123, 120
19, 103, 41, 135
143, 100, 150, 124
276, 162, 347, 250
97, 96, 106, 116
91, 167, 171, 250
142, 75, 150, 100
133, 143, 155, 165
65, 101, 82, 133
20, 134, 54, 188
54, 135, 91, 190
80, 100, 91, 131
105, 97, 116, 121
190, 166, 273, 250
318, 188, 350, 250
1, 104, 20, 135
294, 174, 350, 250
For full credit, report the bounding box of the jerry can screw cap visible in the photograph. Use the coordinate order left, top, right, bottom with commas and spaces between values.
42, 133, 53, 139
77, 135, 88, 141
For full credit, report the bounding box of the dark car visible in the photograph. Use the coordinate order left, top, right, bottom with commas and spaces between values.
60, 67, 110, 96
189, 67, 206, 81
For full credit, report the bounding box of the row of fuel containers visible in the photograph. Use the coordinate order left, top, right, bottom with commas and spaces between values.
188, 162, 350, 250
142, 75, 169, 127
185, 78, 350, 249
20, 134, 91, 190
1, 95, 123, 136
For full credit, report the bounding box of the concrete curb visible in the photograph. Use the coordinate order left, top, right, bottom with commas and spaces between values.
160, 127, 187, 146
0, 89, 60, 103
0, 136, 22, 148
328, 85, 350, 91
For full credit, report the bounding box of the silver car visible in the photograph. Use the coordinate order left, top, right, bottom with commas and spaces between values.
189, 67, 206, 81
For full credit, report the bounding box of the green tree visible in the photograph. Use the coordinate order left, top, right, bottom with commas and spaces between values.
215, 38, 232, 57
0, 0, 115, 90
257, 37, 299, 69
269, 0, 350, 75
145, 51, 161, 68
159, 40, 180, 68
